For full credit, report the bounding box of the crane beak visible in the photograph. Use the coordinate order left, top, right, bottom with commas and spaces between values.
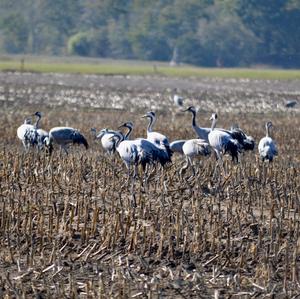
141, 115, 147, 119
181, 108, 189, 112
117, 124, 125, 129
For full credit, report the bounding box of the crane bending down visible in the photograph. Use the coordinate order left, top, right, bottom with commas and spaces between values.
180, 139, 211, 178
45, 127, 88, 155
141, 111, 172, 163
258, 121, 278, 162
208, 113, 241, 176
92, 122, 133, 155
93, 128, 119, 155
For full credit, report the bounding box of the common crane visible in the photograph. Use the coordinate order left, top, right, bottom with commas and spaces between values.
180, 139, 211, 178
110, 131, 152, 179
208, 113, 241, 175
141, 111, 172, 163
45, 127, 88, 155
183, 106, 211, 141
258, 121, 278, 162
118, 122, 171, 168
17, 111, 43, 151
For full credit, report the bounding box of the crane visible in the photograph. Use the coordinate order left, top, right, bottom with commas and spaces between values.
258, 121, 278, 162
94, 128, 119, 155
110, 131, 152, 179
180, 139, 211, 178
118, 122, 171, 168
17, 111, 43, 151
208, 113, 241, 176
173, 94, 184, 108
17, 117, 35, 151
45, 127, 88, 155
141, 111, 172, 163
183, 106, 211, 141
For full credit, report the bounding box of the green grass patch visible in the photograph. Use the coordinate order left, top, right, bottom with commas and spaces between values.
0, 56, 300, 80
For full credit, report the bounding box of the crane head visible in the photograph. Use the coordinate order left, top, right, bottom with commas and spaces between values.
34, 111, 42, 118
43, 137, 53, 155
141, 111, 155, 119
118, 122, 133, 130
96, 128, 108, 139
209, 113, 218, 121
182, 106, 196, 113
266, 121, 273, 129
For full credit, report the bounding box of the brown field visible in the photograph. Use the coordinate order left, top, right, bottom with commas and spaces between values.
0, 72, 300, 298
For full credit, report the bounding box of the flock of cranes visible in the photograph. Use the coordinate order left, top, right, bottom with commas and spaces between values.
17, 107, 278, 179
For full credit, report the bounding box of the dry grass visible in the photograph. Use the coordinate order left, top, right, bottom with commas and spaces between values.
0, 103, 300, 298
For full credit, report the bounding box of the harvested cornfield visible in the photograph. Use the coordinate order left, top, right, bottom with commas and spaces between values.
0, 72, 300, 298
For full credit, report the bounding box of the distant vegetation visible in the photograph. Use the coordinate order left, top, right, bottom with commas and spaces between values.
0, 0, 300, 68
0, 56, 300, 80
1, 56, 300, 80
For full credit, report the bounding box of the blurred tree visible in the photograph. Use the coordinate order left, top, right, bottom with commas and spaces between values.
236, 0, 300, 67
0, 12, 28, 53
0, 0, 299, 67
197, 3, 258, 66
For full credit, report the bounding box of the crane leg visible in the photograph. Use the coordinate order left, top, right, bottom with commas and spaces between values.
216, 150, 229, 178
22, 140, 29, 152
189, 157, 196, 178
179, 156, 189, 180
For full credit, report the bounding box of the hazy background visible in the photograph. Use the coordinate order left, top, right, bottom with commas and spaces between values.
0, 0, 299, 68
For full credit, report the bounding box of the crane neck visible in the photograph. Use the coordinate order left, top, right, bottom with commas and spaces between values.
34, 114, 41, 129
265, 123, 270, 137
114, 131, 124, 147
190, 110, 197, 128
211, 118, 217, 131
147, 115, 155, 133
124, 126, 132, 140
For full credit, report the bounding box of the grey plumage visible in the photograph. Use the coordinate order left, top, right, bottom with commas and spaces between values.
142, 111, 172, 164
45, 127, 88, 154
170, 139, 186, 154
258, 121, 278, 162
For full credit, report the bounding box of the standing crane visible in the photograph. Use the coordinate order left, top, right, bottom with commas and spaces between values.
118, 122, 171, 168
180, 139, 211, 178
110, 130, 152, 179
34, 112, 49, 150
173, 94, 184, 108
183, 106, 211, 141
141, 111, 172, 163
17, 111, 44, 151
17, 117, 35, 151
208, 113, 241, 176
45, 127, 88, 155
258, 121, 278, 162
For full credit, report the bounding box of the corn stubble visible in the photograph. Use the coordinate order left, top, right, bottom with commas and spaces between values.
0, 111, 300, 298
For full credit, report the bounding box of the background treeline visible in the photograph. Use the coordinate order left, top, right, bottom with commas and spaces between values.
0, 0, 299, 67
